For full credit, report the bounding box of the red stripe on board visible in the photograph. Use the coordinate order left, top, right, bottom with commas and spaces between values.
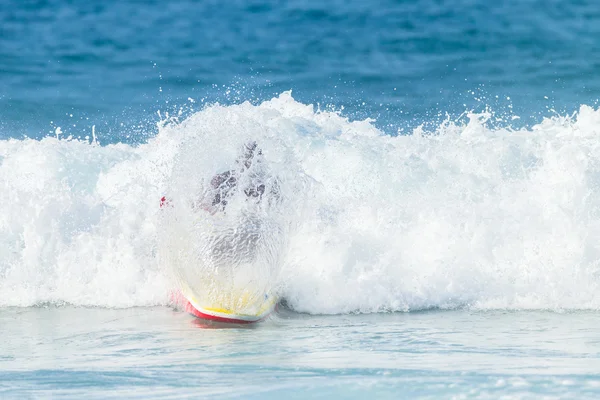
183, 300, 256, 324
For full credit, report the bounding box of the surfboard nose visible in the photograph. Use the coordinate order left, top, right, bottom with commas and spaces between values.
173, 287, 277, 324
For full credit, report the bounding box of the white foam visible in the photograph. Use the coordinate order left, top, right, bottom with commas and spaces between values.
2, 92, 600, 313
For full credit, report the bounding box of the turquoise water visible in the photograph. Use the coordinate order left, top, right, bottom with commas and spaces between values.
3, 308, 600, 399
3, 0, 600, 398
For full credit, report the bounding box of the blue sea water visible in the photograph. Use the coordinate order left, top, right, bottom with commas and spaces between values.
3, 0, 600, 398
3, 0, 600, 139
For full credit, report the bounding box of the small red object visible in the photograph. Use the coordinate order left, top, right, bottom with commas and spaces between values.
160, 196, 170, 208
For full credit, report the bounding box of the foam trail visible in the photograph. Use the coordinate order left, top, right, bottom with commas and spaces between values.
2, 92, 600, 313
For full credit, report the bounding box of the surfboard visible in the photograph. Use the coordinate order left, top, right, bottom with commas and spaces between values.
174, 281, 278, 324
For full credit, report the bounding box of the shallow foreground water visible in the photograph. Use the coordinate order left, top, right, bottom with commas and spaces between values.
2, 307, 600, 399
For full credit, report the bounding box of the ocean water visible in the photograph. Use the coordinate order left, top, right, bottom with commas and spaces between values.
2, 0, 600, 398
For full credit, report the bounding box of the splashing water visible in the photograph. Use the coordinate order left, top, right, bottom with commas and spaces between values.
159, 139, 291, 314
2, 92, 600, 314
